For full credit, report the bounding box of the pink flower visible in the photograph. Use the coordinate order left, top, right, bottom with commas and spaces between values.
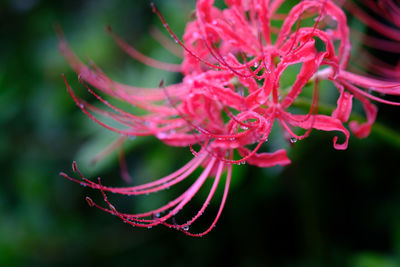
60, 0, 400, 236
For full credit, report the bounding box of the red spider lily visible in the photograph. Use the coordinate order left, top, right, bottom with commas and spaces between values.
60, 0, 400, 236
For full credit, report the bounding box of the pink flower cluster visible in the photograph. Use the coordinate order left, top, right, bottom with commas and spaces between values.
60, 0, 400, 236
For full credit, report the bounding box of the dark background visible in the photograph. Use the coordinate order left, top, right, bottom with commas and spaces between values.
1, 0, 400, 266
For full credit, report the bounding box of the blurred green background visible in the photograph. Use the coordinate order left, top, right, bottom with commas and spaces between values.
1, 0, 400, 266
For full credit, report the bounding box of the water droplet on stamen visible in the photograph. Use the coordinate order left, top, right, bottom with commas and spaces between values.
72, 161, 78, 172
290, 137, 298, 143
109, 204, 117, 215
183, 225, 189, 231
85, 197, 94, 207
